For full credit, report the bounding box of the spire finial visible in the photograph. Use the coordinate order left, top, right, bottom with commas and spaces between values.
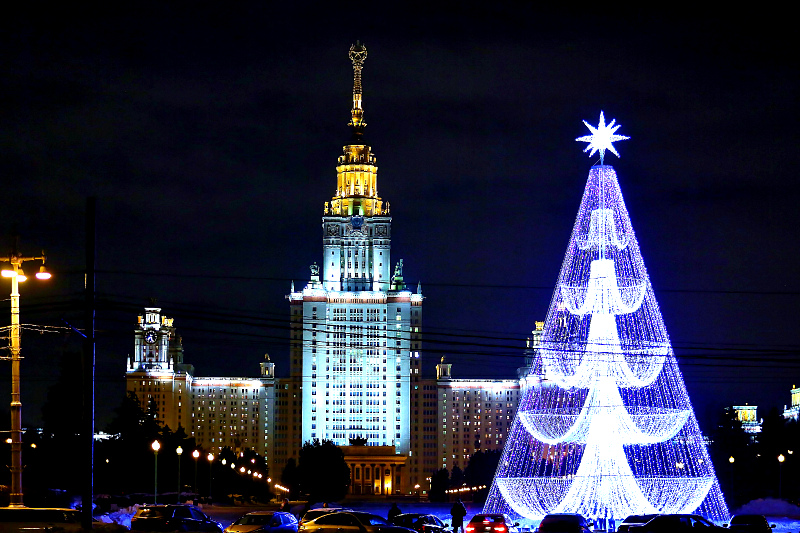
348, 41, 367, 134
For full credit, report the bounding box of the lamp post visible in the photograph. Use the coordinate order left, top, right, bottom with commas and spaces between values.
207, 453, 215, 503
1, 247, 50, 507
176, 446, 183, 503
152, 440, 161, 503
728, 456, 735, 505
778, 454, 785, 499
193, 449, 200, 495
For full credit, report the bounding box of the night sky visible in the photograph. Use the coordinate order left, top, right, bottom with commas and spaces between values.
0, 4, 797, 431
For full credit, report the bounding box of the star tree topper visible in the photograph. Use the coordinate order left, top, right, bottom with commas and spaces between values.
576, 111, 629, 164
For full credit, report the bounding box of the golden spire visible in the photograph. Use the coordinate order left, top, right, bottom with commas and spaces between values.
328, 41, 384, 217
348, 41, 367, 139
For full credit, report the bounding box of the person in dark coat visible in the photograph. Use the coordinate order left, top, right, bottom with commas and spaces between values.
450, 498, 467, 533
388, 503, 402, 522
279, 498, 291, 512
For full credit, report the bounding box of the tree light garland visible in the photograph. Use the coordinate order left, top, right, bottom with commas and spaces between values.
484, 117, 728, 522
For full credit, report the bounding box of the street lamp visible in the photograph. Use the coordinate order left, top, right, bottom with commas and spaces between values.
192, 450, 200, 494
778, 454, 785, 499
207, 453, 215, 503
176, 446, 183, 502
1, 246, 50, 507
151, 440, 161, 504
728, 456, 735, 504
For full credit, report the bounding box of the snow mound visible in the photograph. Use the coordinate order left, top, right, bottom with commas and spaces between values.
733, 498, 800, 519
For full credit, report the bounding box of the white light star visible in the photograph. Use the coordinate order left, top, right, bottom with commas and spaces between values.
576, 111, 630, 164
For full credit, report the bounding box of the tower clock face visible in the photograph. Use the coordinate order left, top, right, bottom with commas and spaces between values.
144, 330, 158, 344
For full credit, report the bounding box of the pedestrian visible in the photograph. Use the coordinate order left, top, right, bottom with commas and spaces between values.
450, 498, 467, 533
388, 503, 402, 522
280, 498, 291, 512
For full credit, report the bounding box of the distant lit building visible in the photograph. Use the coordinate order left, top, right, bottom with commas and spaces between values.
728, 404, 761, 434
783, 385, 800, 421
433, 357, 522, 473
125, 307, 277, 459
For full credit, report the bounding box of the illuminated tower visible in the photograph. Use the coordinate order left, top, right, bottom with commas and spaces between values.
287, 43, 423, 493
484, 113, 728, 521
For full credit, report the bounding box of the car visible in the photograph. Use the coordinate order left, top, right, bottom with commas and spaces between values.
130, 504, 223, 532
298, 511, 415, 533
0, 507, 84, 532
617, 515, 658, 533
225, 511, 299, 533
628, 514, 726, 533
727, 515, 776, 533
536, 514, 592, 533
390, 513, 449, 533
300, 508, 350, 526
466, 514, 520, 533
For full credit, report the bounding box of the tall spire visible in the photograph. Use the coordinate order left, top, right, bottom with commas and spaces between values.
348, 41, 367, 142
328, 41, 384, 217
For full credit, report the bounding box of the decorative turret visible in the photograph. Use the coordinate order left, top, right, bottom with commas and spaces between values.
436, 355, 452, 380
260, 353, 275, 378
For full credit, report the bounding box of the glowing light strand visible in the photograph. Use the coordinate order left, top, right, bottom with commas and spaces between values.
484, 161, 728, 522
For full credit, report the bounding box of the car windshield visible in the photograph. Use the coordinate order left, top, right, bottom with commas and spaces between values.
471, 515, 504, 524
395, 516, 419, 527
136, 508, 172, 518
236, 514, 273, 525
622, 515, 657, 524
540, 515, 586, 529
731, 516, 767, 526
354, 513, 388, 526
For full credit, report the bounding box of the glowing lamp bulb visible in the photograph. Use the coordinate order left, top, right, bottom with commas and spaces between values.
778, 454, 785, 463
35, 265, 51, 280
15, 269, 26, 282
240, 466, 246, 473
1, 269, 15, 278
176, 446, 183, 456
729, 456, 734, 464
207, 453, 214, 462
151, 440, 161, 452
192, 450, 200, 459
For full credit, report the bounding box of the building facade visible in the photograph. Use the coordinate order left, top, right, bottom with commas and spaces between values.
284, 41, 423, 493
125, 307, 277, 459
123, 44, 534, 496
783, 385, 800, 421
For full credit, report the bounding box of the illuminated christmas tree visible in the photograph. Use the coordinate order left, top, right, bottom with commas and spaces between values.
483, 113, 729, 521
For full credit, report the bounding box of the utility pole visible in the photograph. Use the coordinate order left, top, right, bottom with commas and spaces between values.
82, 197, 96, 529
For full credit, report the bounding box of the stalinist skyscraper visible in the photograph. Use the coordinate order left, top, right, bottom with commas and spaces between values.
283, 43, 423, 491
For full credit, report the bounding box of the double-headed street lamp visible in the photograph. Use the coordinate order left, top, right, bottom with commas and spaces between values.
1, 247, 50, 507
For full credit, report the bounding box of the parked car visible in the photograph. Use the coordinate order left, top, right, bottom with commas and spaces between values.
536, 514, 592, 533
131, 504, 223, 532
466, 514, 520, 533
300, 508, 350, 526
0, 507, 83, 532
727, 515, 775, 533
298, 511, 415, 533
617, 515, 658, 533
390, 513, 449, 533
628, 514, 726, 533
225, 511, 299, 533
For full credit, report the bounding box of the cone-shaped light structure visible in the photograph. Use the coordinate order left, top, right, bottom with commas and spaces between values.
483, 129, 728, 522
